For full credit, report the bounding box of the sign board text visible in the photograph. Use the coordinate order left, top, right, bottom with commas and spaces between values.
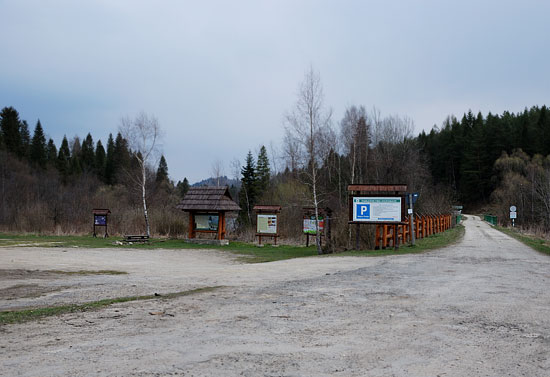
352, 197, 402, 222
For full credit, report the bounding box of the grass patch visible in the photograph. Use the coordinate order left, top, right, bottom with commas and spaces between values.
0, 286, 221, 325
333, 224, 465, 257
0, 227, 466, 263
0, 232, 320, 263
496, 226, 550, 256
226, 243, 319, 263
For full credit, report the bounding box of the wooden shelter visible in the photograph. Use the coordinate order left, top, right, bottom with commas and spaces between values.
253, 205, 281, 245
176, 186, 241, 240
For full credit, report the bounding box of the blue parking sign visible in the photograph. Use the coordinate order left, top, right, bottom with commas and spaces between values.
356, 203, 370, 220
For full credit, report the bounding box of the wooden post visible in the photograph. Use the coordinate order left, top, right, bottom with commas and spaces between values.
216, 212, 223, 240
188, 212, 196, 239
409, 193, 415, 246
393, 224, 399, 250
327, 214, 332, 246
355, 223, 360, 250
222, 212, 227, 238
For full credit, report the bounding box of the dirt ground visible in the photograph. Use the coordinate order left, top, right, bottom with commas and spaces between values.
1, 215, 549, 376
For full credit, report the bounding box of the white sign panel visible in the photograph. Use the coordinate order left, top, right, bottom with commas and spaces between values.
257, 214, 277, 234
303, 217, 324, 235
510, 211, 517, 219
510, 205, 517, 212
352, 197, 402, 222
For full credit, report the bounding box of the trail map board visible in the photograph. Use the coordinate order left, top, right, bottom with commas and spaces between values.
352, 197, 402, 223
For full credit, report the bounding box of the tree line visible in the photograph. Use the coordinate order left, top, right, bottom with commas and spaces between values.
418, 106, 550, 205
233, 69, 451, 251
0, 106, 182, 235
8, 70, 546, 244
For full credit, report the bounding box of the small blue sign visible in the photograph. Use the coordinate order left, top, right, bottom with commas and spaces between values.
356, 204, 370, 220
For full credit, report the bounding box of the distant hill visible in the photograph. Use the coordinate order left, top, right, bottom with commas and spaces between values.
192, 176, 240, 188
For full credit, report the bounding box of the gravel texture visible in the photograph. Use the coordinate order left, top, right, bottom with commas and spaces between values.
1, 215, 549, 376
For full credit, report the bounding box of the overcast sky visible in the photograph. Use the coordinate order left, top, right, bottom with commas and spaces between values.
1, 0, 549, 183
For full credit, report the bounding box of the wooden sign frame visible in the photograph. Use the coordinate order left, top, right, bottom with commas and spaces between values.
253, 205, 281, 245
347, 184, 407, 250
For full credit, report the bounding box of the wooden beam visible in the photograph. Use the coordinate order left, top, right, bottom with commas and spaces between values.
347, 184, 407, 193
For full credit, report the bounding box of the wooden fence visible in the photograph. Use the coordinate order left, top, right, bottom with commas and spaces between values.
375, 213, 453, 249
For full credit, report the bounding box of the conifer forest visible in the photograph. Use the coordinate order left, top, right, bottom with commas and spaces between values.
2, 96, 550, 247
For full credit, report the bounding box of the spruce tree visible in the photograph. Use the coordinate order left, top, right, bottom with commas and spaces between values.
69, 137, 82, 176
80, 133, 95, 172
176, 177, 190, 198
238, 151, 257, 225
104, 133, 116, 185
113, 132, 130, 183
94, 140, 106, 181
256, 145, 270, 196
57, 136, 71, 181
19, 120, 31, 159
46, 138, 57, 166
156, 155, 169, 183
536, 105, 550, 156
0, 106, 22, 156
30, 120, 47, 169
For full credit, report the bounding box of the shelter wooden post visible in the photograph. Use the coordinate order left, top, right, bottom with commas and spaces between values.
188, 212, 196, 239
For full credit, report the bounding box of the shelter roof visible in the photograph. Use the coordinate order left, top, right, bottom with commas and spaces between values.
253, 205, 281, 213
176, 186, 241, 212
92, 209, 111, 215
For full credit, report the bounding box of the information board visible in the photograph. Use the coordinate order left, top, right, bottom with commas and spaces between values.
94, 215, 106, 226
195, 214, 219, 231
303, 216, 324, 234
352, 197, 402, 222
257, 214, 277, 234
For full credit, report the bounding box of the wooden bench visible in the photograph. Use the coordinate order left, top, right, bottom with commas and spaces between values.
123, 235, 150, 243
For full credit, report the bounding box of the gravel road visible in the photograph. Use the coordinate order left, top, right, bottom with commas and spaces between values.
1, 215, 549, 376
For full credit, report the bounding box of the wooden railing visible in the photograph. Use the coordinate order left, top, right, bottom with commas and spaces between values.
375, 213, 453, 249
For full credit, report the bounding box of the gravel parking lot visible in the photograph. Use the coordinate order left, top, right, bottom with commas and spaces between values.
1, 215, 549, 376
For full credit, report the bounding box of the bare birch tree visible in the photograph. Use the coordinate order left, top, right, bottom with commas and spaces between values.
211, 159, 224, 186
119, 112, 161, 237
285, 67, 332, 254
340, 105, 370, 248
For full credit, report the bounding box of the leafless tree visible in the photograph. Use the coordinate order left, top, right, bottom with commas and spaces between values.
370, 111, 418, 184
269, 141, 281, 176
284, 67, 332, 254
119, 112, 162, 237
211, 159, 224, 186
340, 105, 370, 185
340, 105, 370, 248
230, 158, 241, 183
